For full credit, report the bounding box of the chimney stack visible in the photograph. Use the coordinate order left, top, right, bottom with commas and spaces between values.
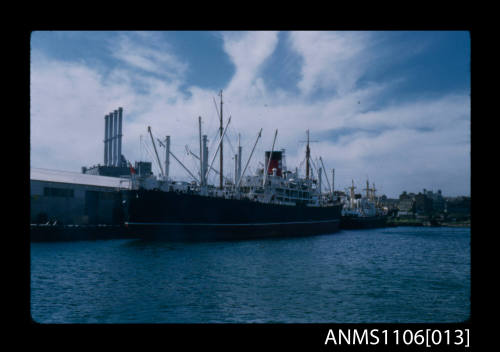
113, 110, 118, 166
108, 111, 114, 166
102, 107, 125, 168
104, 114, 109, 166
118, 107, 123, 167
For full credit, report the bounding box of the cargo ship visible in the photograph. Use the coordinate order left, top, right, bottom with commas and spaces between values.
122, 92, 342, 241
340, 180, 387, 229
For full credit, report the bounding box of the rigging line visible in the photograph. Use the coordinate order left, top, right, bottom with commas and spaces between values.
142, 143, 160, 175
141, 138, 154, 162
224, 127, 236, 155
144, 131, 167, 176
139, 135, 142, 161
186, 147, 206, 177
309, 157, 319, 175
144, 139, 155, 160
145, 147, 162, 175
210, 95, 222, 146
298, 156, 306, 170
206, 100, 218, 138
213, 96, 221, 120
215, 115, 236, 157
209, 127, 219, 152
207, 116, 233, 166
241, 131, 258, 150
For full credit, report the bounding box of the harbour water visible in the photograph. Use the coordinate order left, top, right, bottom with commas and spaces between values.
30, 226, 470, 323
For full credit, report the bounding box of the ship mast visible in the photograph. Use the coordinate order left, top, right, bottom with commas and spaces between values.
237, 133, 242, 185
199, 116, 203, 187
219, 90, 224, 189
349, 179, 356, 209
205, 116, 231, 183
319, 157, 332, 194
363, 179, 372, 199
306, 130, 310, 180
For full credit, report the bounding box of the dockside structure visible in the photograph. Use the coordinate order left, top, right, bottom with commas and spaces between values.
30, 168, 131, 226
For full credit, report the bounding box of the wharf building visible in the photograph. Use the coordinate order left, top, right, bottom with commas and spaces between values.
397, 191, 416, 217
30, 168, 131, 225
422, 189, 445, 213
395, 189, 468, 220
377, 195, 399, 216
444, 196, 471, 220
30, 107, 152, 227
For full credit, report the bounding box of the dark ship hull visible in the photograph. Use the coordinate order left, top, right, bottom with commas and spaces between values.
122, 189, 342, 241
340, 214, 387, 230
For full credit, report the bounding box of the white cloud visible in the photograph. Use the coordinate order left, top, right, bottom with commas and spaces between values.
222, 31, 279, 100
309, 93, 470, 196
289, 31, 373, 96
111, 32, 188, 81
30, 31, 470, 197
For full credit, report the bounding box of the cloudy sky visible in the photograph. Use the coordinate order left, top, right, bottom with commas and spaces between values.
30, 31, 470, 198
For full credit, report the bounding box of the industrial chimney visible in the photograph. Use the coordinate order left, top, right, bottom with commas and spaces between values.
113, 109, 118, 166
104, 114, 109, 166
118, 107, 123, 167
108, 111, 114, 166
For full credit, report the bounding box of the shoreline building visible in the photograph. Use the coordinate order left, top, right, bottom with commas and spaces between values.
30, 168, 131, 225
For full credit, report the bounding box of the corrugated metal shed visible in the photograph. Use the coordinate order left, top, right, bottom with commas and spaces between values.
30, 168, 131, 189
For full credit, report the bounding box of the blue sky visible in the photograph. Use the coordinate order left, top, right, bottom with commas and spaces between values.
30, 31, 470, 198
